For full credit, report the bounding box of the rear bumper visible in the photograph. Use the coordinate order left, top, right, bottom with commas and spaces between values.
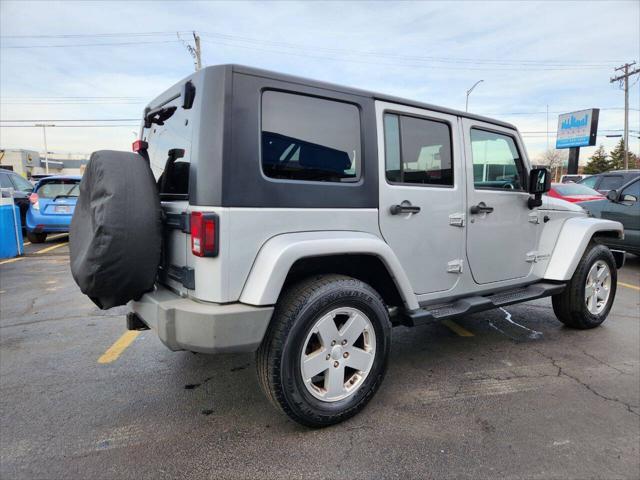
129, 285, 273, 354
25, 210, 72, 233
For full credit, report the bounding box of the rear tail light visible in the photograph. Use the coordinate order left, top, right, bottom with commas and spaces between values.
190, 212, 218, 257
29, 193, 40, 210
132, 139, 148, 153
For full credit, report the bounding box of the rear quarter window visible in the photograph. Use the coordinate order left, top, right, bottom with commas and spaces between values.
261, 91, 361, 183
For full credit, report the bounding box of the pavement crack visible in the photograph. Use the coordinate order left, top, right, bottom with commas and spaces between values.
535, 349, 639, 417
581, 350, 633, 376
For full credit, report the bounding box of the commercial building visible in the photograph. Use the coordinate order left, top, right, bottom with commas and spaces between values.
0, 149, 88, 178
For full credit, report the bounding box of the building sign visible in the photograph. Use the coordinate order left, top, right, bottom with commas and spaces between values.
555, 108, 599, 149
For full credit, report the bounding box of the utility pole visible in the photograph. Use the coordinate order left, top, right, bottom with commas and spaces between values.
193, 31, 202, 71
610, 62, 640, 170
177, 31, 202, 71
35, 123, 54, 174
546, 104, 549, 150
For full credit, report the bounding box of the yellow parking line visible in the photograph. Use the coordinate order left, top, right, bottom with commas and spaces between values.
98, 331, 140, 364
0, 257, 24, 266
35, 242, 68, 255
619, 282, 640, 292
442, 319, 475, 337
23, 241, 31, 247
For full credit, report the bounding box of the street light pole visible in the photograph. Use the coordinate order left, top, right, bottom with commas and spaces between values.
465, 80, 484, 112
35, 123, 54, 174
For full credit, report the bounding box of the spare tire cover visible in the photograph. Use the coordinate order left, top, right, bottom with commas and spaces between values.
70, 150, 162, 309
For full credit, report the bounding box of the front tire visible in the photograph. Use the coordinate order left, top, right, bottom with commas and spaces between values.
552, 243, 617, 329
256, 275, 391, 427
27, 231, 47, 243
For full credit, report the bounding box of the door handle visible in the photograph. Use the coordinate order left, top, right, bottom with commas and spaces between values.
470, 202, 494, 214
390, 201, 421, 215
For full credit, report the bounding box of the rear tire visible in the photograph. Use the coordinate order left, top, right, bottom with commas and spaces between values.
27, 232, 47, 243
552, 243, 617, 329
256, 274, 391, 427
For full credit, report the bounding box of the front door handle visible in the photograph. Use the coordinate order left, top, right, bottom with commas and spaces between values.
390, 201, 421, 215
470, 202, 494, 214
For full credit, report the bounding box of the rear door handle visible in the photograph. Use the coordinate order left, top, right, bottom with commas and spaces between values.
390, 201, 421, 215
470, 202, 494, 214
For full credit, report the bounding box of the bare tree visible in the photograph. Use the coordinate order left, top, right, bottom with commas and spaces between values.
537, 149, 568, 182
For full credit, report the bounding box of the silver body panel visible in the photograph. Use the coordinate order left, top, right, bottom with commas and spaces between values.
133, 79, 624, 352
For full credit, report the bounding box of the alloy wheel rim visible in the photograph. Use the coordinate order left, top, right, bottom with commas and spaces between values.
300, 307, 376, 402
585, 260, 611, 315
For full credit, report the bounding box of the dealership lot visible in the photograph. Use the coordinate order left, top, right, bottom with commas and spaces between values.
1, 237, 639, 479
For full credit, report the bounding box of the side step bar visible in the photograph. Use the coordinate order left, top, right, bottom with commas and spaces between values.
401, 282, 566, 327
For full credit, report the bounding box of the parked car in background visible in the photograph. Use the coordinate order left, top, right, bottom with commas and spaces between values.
28, 173, 52, 185
547, 183, 604, 203
25, 175, 81, 243
579, 177, 640, 255
0, 168, 34, 227
579, 170, 640, 194
560, 174, 590, 183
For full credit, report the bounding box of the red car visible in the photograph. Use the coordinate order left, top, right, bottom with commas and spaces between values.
547, 183, 604, 203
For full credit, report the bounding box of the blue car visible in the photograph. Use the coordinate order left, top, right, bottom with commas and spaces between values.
25, 175, 81, 243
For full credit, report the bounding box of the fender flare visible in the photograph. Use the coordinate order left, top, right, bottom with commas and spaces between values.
239, 231, 419, 310
543, 217, 624, 281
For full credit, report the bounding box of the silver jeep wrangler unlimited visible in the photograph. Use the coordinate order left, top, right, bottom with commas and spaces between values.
71, 65, 624, 427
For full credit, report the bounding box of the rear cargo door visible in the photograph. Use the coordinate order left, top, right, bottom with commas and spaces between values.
141, 86, 194, 294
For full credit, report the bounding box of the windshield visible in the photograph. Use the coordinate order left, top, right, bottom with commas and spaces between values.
553, 183, 601, 196
37, 179, 80, 198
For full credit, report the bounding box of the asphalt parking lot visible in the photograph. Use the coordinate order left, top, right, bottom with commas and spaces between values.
1, 235, 639, 479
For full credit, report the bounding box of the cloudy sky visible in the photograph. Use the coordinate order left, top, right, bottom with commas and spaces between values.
1, 0, 639, 163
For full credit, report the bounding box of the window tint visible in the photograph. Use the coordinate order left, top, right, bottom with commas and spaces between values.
0, 173, 13, 189
579, 176, 598, 188
598, 175, 623, 191
9, 174, 34, 192
143, 97, 191, 198
470, 129, 523, 190
384, 113, 453, 186
261, 91, 360, 182
37, 179, 80, 198
621, 179, 640, 197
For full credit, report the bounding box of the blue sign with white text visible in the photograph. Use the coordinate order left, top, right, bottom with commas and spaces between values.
555, 109, 599, 149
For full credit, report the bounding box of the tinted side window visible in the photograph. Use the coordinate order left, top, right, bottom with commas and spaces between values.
621, 179, 640, 198
599, 175, 623, 191
261, 91, 360, 182
384, 113, 453, 186
9, 174, 34, 192
470, 129, 524, 190
0, 173, 13, 189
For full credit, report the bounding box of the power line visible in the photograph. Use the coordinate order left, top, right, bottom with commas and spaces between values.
201, 37, 612, 72
0, 118, 138, 122
200, 31, 618, 68
1, 39, 182, 49
1, 28, 621, 69
1, 124, 139, 128
0, 31, 191, 39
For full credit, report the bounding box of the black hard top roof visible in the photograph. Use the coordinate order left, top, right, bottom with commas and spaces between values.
227, 64, 517, 131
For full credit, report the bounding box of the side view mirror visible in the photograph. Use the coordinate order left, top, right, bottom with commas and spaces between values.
606, 190, 618, 202
527, 168, 551, 209
528, 168, 551, 195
